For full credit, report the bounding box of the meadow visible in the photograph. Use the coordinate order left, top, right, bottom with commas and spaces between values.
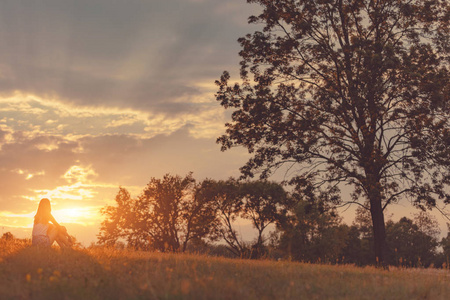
0, 240, 449, 300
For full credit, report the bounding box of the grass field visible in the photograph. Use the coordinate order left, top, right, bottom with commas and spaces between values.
1, 240, 449, 300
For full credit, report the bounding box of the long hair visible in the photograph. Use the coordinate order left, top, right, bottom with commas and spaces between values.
34, 198, 52, 224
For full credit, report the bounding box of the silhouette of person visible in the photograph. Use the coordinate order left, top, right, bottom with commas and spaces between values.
32, 198, 73, 248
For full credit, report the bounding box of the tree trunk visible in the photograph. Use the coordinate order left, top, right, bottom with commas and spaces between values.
369, 192, 388, 268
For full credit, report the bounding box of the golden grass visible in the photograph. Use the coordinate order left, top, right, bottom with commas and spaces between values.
0, 240, 449, 300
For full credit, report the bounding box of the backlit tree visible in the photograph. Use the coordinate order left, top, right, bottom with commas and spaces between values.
98, 173, 218, 252
216, 0, 449, 265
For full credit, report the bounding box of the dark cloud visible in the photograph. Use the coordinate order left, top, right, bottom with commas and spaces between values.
0, 0, 258, 115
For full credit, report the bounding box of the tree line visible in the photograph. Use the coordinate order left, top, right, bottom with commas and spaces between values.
97, 173, 450, 268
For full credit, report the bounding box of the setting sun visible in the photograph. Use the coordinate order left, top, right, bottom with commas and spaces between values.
51, 207, 100, 227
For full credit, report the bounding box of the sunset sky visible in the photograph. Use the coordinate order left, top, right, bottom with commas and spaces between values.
1, 0, 448, 246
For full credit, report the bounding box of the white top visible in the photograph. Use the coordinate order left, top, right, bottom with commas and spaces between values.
32, 223, 49, 236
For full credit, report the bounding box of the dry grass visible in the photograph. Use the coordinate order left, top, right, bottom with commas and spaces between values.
0, 240, 449, 300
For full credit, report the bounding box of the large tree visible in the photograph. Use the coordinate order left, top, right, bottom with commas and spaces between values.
216, 0, 449, 265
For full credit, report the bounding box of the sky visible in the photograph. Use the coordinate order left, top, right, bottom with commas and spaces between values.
0, 0, 448, 246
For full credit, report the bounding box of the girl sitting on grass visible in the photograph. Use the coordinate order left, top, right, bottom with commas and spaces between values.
32, 198, 73, 248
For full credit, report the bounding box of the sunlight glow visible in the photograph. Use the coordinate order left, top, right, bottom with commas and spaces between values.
0, 211, 34, 228
29, 184, 97, 202
64, 165, 98, 184
0, 205, 102, 229
51, 207, 101, 226
35, 142, 59, 151
13, 169, 45, 180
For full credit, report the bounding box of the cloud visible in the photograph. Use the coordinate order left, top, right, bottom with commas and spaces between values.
72, 125, 245, 185
0, 0, 258, 115
0, 92, 229, 140
0, 94, 249, 214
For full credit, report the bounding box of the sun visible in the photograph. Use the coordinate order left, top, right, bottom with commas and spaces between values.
51, 207, 99, 226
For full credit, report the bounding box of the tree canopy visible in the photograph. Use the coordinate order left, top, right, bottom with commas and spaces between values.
97, 174, 289, 256
207, 178, 289, 258
216, 0, 449, 265
98, 173, 218, 252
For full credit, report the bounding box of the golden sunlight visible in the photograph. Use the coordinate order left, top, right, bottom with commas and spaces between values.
51, 207, 101, 226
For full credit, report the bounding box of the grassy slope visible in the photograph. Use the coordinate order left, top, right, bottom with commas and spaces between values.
0, 240, 449, 300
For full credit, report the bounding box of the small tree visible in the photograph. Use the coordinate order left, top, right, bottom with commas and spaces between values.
240, 180, 290, 258
204, 178, 289, 258
206, 178, 246, 257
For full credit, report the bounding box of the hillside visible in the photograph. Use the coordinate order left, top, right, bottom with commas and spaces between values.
0, 240, 449, 300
